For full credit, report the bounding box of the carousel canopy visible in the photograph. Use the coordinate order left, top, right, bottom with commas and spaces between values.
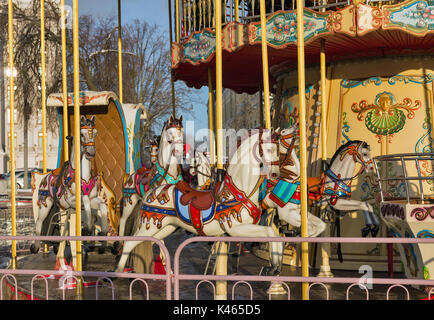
172, 0, 434, 94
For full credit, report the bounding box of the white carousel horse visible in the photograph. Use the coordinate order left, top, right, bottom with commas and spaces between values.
262, 123, 377, 238
316, 140, 379, 237
114, 129, 284, 276
188, 150, 212, 190
119, 116, 184, 238
261, 124, 326, 237
30, 115, 109, 254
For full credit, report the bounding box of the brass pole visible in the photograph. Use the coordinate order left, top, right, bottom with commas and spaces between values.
296, 0, 309, 300
7, 0, 17, 270
176, 0, 180, 42
235, 0, 239, 22
169, 0, 176, 117
118, 0, 123, 104
214, 0, 227, 301
61, 0, 69, 161
215, 0, 223, 174
41, 0, 50, 254
72, 0, 82, 296
41, 0, 47, 173
259, 0, 271, 129
207, 68, 215, 168
320, 39, 327, 166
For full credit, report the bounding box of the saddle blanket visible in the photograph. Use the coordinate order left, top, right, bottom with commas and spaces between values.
269, 180, 300, 207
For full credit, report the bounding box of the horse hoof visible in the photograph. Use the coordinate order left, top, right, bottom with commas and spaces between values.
111, 241, 121, 255
30, 244, 38, 254
361, 226, 371, 238
370, 225, 379, 237
53, 245, 59, 254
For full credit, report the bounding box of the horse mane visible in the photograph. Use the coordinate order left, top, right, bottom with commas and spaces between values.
329, 140, 368, 166
227, 128, 276, 163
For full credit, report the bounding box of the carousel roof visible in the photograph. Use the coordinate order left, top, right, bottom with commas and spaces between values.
171, 0, 434, 94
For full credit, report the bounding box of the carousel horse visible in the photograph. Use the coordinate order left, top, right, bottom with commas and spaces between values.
261, 124, 327, 237
118, 116, 184, 238
313, 140, 379, 237
188, 150, 212, 190
114, 129, 284, 276
263, 123, 378, 238
30, 115, 109, 254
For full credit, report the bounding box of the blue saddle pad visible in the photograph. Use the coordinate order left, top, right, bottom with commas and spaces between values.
174, 189, 215, 224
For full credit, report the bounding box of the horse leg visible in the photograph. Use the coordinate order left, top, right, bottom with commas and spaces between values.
118, 194, 139, 237
114, 222, 175, 274
277, 204, 326, 237
82, 194, 93, 234
31, 198, 54, 253
90, 197, 109, 253
226, 223, 284, 276
331, 199, 379, 237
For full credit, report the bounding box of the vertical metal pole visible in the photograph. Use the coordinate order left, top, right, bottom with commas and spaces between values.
296, 0, 309, 300
72, 0, 82, 297
259, 0, 271, 129
214, 0, 227, 300
208, 68, 215, 168
169, 0, 176, 117
118, 0, 123, 104
176, 0, 180, 42
41, 0, 47, 173
317, 39, 333, 278
7, 0, 17, 270
41, 0, 50, 254
235, 0, 239, 22
61, 0, 69, 162
0, 41, 5, 173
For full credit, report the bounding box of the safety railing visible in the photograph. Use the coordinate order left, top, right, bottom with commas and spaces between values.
2, 234, 433, 300
174, 0, 408, 41
373, 153, 434, 204
0, 204, 34, 255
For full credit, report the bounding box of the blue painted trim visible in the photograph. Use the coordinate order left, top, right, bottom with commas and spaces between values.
113, 99, 130, 173
133, 109, 142, 171
56, 109, 63, 169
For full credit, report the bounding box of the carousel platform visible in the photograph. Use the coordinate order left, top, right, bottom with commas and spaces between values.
2, 229, 429, 300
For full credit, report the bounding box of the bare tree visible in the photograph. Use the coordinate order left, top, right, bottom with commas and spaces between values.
0, 1, 199, 174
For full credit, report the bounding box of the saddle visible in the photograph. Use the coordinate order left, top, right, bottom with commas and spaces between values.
307, 174, 325, 202
176, 180, 216, 211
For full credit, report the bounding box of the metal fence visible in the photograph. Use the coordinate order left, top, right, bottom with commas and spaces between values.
1, 234, 433, 300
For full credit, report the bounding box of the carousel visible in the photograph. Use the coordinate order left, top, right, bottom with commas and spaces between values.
1, 0, 434, 301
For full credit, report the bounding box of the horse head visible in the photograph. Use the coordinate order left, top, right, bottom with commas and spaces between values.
279, 122, 299, 152
150, 137, 159, 165
80, 115, 97, 160
162, 115, 184, 164
257, 129, 280, 179
358, 141, 374, 173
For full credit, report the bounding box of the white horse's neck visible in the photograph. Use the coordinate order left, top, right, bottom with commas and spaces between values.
197, 153, 211, 187
225, 133, 262, 204
69, 138, 92, 181
157, 126, 180, 179
279, 139, 300, 181
328, 145, 357, 182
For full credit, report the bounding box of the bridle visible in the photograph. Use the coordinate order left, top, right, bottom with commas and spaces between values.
326, 142, 373, 183
253, 129, 280, 167
80, 125, 96, 148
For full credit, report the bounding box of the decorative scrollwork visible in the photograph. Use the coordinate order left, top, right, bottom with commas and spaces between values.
410, 206, 434, 221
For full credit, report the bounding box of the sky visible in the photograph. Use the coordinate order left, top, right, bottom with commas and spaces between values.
65, 0, 209, 134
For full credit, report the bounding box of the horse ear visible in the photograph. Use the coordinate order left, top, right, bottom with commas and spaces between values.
275, 127, 281, 134
90, 115, 96, 123
169, 115, 174, 123
80, 115, 86, 125
179, 115, 183, 122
